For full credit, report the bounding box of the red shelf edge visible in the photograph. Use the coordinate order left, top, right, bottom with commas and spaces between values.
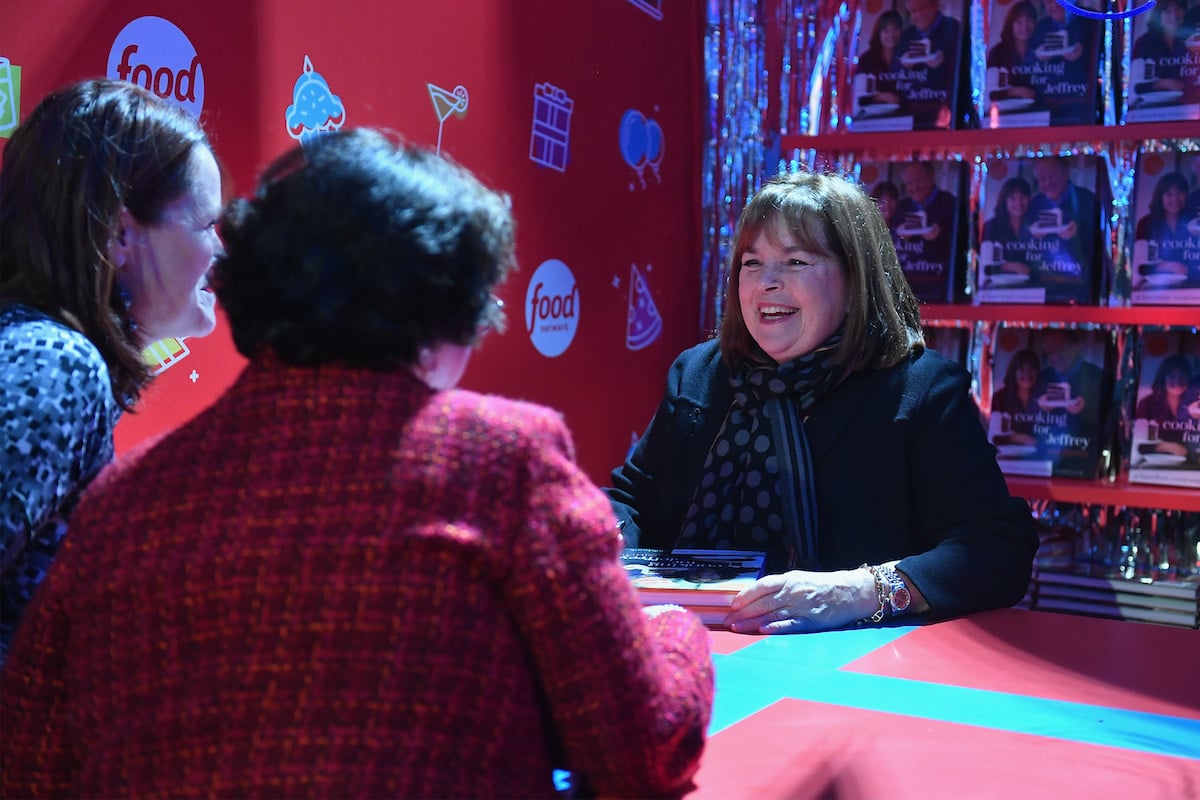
1005, 475, 1200, 512
921, 304, 1200, 327
780, 121, 1200, 155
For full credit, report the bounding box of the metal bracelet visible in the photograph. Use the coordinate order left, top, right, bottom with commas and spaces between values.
860, 564, 888, 624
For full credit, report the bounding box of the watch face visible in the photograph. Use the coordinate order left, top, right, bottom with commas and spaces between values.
891, 586, 912, 612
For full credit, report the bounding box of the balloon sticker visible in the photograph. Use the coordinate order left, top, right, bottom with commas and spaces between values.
619, 108, 664, 190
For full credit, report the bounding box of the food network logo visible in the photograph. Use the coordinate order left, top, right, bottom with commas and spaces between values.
108, 16, 203, 117
1055, 0, 1154, 19
525, 259, 579, 358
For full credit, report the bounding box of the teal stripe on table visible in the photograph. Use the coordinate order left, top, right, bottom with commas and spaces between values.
709, 626, 1200, 760
809, 671, 1200, 760
708, 626, 909, 733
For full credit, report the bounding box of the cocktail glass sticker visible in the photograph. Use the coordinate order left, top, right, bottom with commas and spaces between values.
427, 82, 468, 155
626, 263, 663, 351
142, 337, 191, 376
0, 57, 20, 137
529, 82, 574, 172
619, 109, 664, 190
285, 56, 346, 150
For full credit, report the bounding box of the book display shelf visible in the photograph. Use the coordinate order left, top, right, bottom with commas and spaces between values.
782, 122, 1199, 626
782, 122, 1200, 515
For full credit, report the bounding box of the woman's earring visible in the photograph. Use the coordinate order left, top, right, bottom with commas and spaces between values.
115, 284, 138, 334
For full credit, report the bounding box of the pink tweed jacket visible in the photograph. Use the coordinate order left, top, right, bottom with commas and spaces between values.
0, 357, 714, 799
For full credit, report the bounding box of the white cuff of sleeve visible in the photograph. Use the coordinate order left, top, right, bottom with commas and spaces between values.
643, 604, 689, 619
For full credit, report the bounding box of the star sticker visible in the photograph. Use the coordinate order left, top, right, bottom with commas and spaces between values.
612, 275, 622, 289
189, 370, 199, 384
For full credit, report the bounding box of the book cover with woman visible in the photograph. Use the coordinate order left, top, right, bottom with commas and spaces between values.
989, 328, 1053, 476
989, 325, 1111, 479
923, 324, 971, 367
977, 154, 1107, 305
977, 166, 1043, 303
1127, 0, 1200, 122
1130, 150, 1200, 304
861, 159, 963, 303
985, 0, 1047, 126
983, 0, 1102, 128
1130, 331, 1200, 487
850, 0, 969, 131
853, 8, 905, 122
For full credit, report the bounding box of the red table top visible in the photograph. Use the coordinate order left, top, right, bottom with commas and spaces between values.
692, 608, 1200, 799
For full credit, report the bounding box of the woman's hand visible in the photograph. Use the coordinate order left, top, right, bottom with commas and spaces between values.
1153, 77, 1187, 92
999, 261, 1031, 276
724, 568, 878, 634
1155, 260, 1189, 277
1152, 439, 1188, 457
1004, 86, 1036, 99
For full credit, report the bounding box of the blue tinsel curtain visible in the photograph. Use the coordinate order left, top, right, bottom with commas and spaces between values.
700, 0, 847, 336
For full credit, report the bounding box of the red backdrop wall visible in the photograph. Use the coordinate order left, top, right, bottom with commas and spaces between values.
0, 0, 704, 484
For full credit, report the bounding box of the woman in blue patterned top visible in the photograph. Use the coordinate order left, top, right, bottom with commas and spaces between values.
0, 79, 223, 664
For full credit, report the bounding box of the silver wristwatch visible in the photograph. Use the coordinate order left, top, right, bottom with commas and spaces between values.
876, 564, 912, 616
863, 563, 912, 623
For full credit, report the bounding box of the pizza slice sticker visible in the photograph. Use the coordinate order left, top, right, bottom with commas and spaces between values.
626, 263, 663, 351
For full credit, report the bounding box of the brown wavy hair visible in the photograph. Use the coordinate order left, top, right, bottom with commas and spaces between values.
0, 79, 212, 408
719, 170, 924, 373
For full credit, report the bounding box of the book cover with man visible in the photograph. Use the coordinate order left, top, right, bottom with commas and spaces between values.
862, 159, 964, 303
988, 325, 1112, 479
976, 155, 1105, 304
923, 325, 971, 368
849, 0, 969, 131
982, 0, 1103, 128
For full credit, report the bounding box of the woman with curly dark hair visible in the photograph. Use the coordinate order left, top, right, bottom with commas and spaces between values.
1, 128, 714, 799
0, 79, 221, 663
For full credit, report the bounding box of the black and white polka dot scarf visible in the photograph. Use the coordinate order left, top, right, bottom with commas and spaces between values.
679, 331, 843, 573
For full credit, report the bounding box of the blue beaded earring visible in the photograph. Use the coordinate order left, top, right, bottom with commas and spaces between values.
115, 284, 138, 335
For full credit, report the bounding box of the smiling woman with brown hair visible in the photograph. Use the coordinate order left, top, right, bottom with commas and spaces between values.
0, 79, 221, 665
607, 169, 1037, 635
